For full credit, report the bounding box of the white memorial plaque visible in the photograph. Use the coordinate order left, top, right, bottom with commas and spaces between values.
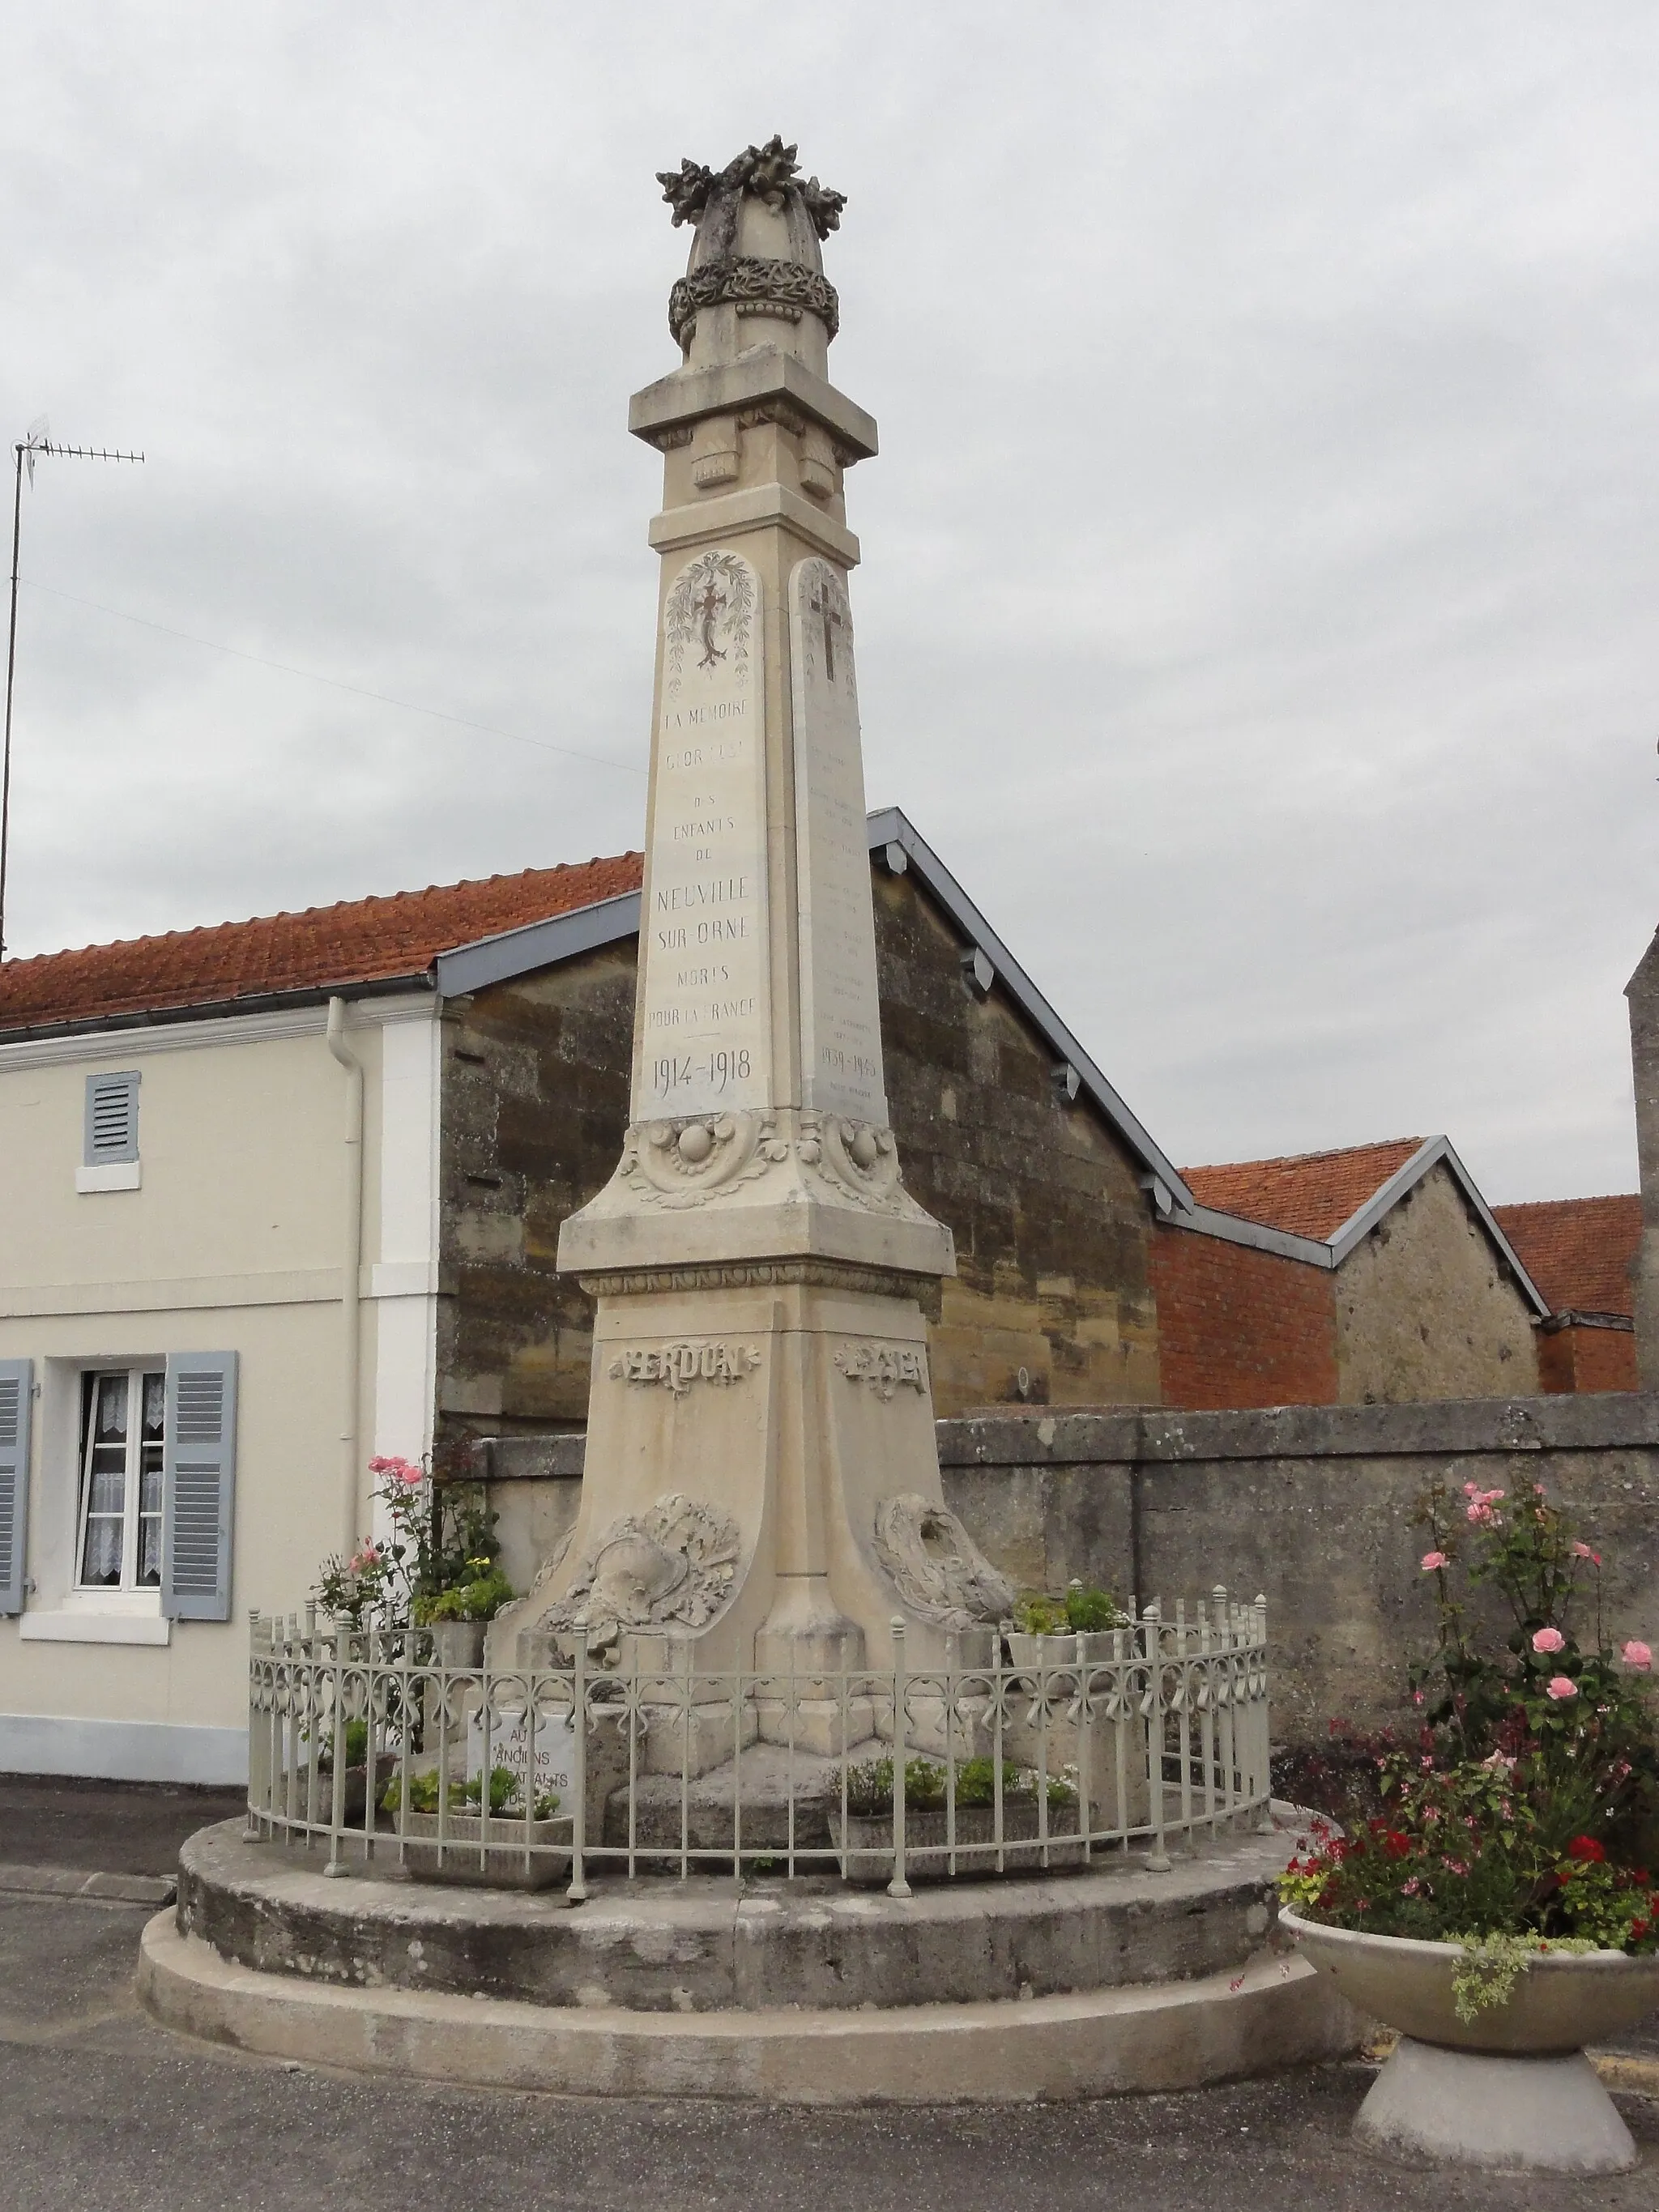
635, 548, 770, 1119
468, 1710, 577, 1812
789, 558, 889, 1122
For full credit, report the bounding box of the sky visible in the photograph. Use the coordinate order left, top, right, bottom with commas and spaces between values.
0, 3, 1653, 1202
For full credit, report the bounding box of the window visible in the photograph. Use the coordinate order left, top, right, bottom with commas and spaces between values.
78, 1071, 142, 1191
75, 1369, 164, 1591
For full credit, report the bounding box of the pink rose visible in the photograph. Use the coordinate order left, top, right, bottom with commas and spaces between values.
1532, 1627, 1566, 1655
1574, 1543, 1602, 1565
1623, 1642, 1653, 1673
1546, 1676, 1578, 1701
1421, 1551, 1448, 1572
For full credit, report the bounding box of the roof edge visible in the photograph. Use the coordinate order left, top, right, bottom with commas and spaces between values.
0, 970, 433, 1048
1324, 1136, 1550, 1315
865, 807, 1194, 1205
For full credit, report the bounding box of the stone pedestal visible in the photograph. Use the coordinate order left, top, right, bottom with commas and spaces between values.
493, 139, 1014, 1720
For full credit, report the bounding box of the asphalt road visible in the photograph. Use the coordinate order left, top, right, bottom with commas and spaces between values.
5, 1890, 1659, 2212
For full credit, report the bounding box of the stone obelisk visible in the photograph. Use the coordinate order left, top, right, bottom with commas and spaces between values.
517, 138, 1011, 1715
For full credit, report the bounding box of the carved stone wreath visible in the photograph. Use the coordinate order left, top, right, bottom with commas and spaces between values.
670, 257, 840, 349
619, 1110, 789, 1209
543, 1494, 743, 1651
872, 1495, 1017, 1632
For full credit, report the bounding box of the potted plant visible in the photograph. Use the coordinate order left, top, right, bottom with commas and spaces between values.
1004, 1583, 1128, 1668
414, 1558, 515, 1669
838, 1754, 1082, 1884
1278, 1475, 1659, 2174
378, 1762, 570, 1890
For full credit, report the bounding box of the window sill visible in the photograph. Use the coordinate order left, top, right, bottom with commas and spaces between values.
18, 1611, 172, 1646
76, 1162, 142, 1193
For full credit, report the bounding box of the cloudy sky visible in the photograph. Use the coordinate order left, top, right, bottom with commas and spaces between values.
1, 5, 1653, 1201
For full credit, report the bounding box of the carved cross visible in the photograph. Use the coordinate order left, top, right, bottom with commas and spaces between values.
810, 581, 844, 682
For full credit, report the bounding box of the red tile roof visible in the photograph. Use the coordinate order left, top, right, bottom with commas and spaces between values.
1181, 1138, 1427, 1242
1491, 1196, 1642, 1319
0, 854, 644, 1034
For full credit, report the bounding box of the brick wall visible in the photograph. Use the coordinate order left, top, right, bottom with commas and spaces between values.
1150, 1225, 1338, 1409
1539, 1322, 1640, 1395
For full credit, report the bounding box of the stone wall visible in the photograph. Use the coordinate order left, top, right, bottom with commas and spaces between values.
1150, 1225, 1339, 1409
869, 864, 1158, 1413
471, 1394, 1659, 1754
937, 1396, 1659, 1749
1630, 927, 1659, 1390
437, 945, 637, 1437
1332, 1161, 1539, 1402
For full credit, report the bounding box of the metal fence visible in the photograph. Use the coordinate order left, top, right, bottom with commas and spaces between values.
246, 1592, 1271, 1899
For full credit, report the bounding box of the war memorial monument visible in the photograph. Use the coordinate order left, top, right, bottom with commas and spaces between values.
139, 137, 1354, 2102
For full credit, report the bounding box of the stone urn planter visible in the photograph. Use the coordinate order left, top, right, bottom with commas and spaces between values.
390, 1809, 572, 1890
1281, 1906, 1659, 2173
839, 1796, 1084, 1885
424, 1620, 488, 1669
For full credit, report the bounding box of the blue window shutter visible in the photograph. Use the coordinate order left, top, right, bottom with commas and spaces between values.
161, 1352, 238, 1622
84, 1072, 140, 1165
0, 1360, 31, 1617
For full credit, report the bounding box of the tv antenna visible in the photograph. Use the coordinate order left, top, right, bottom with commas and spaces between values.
2, 418, 145, 960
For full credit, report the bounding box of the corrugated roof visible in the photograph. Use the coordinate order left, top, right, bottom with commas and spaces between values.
1492, 1195, 1642, 1319
1181, 1138, 1427, 1242
0, 855, 645, 1036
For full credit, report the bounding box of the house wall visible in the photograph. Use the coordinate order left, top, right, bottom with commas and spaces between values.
1630, 930, 1659, 1390
1539, 1321, 1640, 1395
1150, 1227, 1338, 1409
0, 999, 441, 1780
1333, 1161, 1540, 1403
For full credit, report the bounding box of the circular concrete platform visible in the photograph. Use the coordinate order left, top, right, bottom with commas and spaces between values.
141, 1815, 1359, 2101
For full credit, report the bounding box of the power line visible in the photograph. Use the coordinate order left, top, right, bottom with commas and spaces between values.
19, 575, 647, 781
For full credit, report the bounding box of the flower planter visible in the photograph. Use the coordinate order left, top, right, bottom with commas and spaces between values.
311, 1754, 399, 1826
389, 1809, 571, 1890
1281, 1907, 1659, 2173
424, 1620, 488, 1669
838, 1796, 1084, 1886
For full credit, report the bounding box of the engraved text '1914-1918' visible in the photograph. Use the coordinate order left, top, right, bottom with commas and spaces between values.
640, 549, 769, 1119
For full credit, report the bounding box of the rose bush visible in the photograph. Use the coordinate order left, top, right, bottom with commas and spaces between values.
1281, 1475, 1659, 1997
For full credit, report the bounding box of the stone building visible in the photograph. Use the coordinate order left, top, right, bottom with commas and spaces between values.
436, 806, 1182, 1435
1491, 1196, 1641, 1393
1630, 927, 1659, 1389
1152, 1137, 1549, 1409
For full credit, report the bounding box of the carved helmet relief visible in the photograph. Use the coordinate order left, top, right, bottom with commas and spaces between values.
543, 1494, 743, 1652
872, 1495, 1017, 1631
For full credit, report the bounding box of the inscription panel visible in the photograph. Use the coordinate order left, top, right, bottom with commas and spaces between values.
636, 549, 769, 1119
789, 559, 888, 1123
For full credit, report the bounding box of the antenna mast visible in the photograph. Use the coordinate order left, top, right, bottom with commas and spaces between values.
1, 423, 145, 961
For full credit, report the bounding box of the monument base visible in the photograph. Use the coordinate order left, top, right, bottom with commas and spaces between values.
144, 1814, 1360, 2103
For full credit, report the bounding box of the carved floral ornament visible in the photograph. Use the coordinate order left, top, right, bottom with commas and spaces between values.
543, 1494, 742, 1652
617, 1107, 912, 1214
656, 135, 846, 240
872, 1494, 1017, 1632
663, 550, 755, 701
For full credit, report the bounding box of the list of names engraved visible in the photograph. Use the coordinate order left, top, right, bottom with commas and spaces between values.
635, 549, 770, 1119
789, 558, 889, 1123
